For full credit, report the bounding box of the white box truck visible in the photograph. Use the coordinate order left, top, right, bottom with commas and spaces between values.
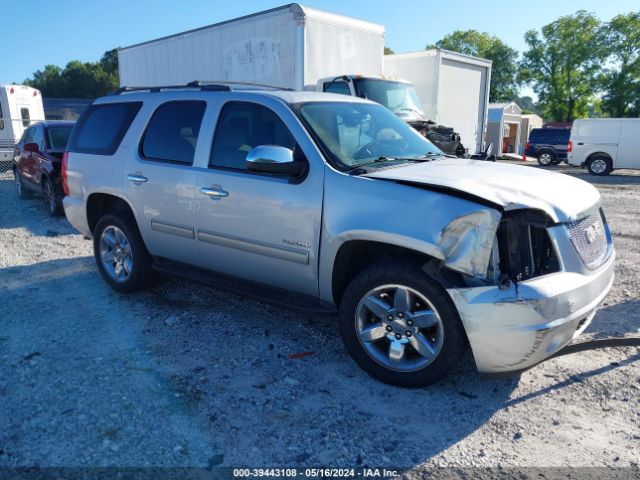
569, 118, 640, 176
118, 4, 466, 155
0, 85, 45, 172
118, 4, 385, 90
384, 49, 492, 153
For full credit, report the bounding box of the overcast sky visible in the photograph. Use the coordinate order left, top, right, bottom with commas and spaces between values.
1, 0, 637, 90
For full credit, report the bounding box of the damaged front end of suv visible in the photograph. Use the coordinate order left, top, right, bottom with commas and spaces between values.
446, 206, 614, 374
359, 159, 615, 375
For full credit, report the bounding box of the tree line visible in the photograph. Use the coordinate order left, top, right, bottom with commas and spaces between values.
24, 10, 638, 122
425, 10, 639, 121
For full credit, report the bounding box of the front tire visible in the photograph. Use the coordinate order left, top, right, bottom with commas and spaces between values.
587, 156, 612, 176
338, 261, 467, 387
93, 213, 152, 293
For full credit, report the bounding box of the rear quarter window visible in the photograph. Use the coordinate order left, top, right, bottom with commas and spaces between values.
68, 102, 142, 155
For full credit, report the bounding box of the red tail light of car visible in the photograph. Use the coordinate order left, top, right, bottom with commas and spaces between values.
526, 142, 531, 150
62, 152, 69, 196
568, 140, 572, 153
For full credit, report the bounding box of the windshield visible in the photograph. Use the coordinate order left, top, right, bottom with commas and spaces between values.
47, 126, 73, 150
295, 101, 442, 170
353, 79, 425, 118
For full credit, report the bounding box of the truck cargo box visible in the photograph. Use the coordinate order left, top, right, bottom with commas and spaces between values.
118, 4, 385, 90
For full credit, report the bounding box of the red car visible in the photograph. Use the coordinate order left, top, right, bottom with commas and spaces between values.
12, 120, 75, 216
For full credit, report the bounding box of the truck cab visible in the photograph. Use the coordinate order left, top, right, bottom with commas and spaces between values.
317, 75, 464, 156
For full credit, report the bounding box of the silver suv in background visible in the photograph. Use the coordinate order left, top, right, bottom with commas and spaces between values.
62, 83, 615, 387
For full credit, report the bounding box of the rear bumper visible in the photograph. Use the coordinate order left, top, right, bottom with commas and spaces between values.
63, 196, 91, 238
447, 249, 615, 373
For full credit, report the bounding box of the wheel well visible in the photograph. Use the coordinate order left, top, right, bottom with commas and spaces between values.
586, 152, 612, 163
331, 241, 451, 305
537, 148, 554, 156
86, 193, 135, 234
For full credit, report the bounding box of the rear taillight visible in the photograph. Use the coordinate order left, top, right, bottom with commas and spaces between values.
526, 142, 531, 150
567, 140, 572, 153
62, 152, 69, 196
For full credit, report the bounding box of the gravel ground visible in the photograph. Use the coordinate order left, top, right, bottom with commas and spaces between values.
0, 165, 639, 474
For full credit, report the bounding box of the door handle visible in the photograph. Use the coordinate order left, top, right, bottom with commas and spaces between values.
127, 174, 148, 184
200, 186, 229, 198
577, 142, 584, 146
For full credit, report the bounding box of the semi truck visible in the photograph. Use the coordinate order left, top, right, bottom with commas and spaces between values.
117, 3, 465, 155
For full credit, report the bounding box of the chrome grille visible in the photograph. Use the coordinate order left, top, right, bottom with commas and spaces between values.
566, 209, 609, 269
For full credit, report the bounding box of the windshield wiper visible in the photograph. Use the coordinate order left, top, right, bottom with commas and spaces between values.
348, 156, 396, 172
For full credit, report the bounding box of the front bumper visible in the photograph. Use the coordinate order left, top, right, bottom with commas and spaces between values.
447, 249, 615, 373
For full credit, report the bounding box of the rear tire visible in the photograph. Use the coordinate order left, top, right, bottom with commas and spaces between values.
537, 151, 555, 166
586, 156, 612, 176
93, 213, 152, 293
338, 260, 467, 387
43, 177, 64, 217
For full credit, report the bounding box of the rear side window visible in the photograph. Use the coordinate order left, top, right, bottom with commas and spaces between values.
141, 101, 206, 164
68, 102, 142, 155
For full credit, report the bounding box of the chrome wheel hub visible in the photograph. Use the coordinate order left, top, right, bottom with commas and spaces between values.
99, 226, 132, 283
540, 153, 551, 165
355, 284, 444, 372
591, 159, 606, 174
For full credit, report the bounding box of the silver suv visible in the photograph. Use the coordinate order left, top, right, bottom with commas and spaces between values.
62, 84, 615, 387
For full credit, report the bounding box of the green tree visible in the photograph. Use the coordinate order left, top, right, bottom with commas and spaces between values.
427, 30, 519, 102
516, 95, 542, 116
24, 50, 119, 98
384, 46, 394, 55
519, 11, 607, 122
601, 12, 640, 117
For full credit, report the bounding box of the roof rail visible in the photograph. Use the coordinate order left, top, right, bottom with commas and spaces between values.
188, 80, 294, 91
110, 81, 292, 96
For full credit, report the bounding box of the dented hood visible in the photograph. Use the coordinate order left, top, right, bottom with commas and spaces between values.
364, 159, 601, 222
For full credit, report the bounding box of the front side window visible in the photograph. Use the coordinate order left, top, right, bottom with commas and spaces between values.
21, 108, 31, 127
210, 102, 296, 171
353, 79, 425, 118
324, 81, 351, 96
141, 101, 206, 164
47, 126, 74, 150
68, 102, 142, 155
295, 101, 441, 170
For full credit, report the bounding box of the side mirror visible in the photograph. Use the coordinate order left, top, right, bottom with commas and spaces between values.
24, 142, 39, 153
246, 145, 306, 177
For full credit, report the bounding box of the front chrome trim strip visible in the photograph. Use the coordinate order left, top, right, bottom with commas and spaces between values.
197, 229, 309, 265
151, 220, 195, 239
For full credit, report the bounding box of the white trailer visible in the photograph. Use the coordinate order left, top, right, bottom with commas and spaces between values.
118, 4, 385, 90
383, 49, 492, 153
0, 85, 45, 171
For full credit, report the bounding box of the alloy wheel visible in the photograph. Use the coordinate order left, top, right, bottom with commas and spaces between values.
99, 226, 133, 283
43, 180, 56, 214
539, 153, 552, 165
355, 284, 444, 372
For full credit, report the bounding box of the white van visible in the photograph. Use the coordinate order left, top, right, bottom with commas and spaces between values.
568, 118, 640, 175
0, 85, 45, 172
